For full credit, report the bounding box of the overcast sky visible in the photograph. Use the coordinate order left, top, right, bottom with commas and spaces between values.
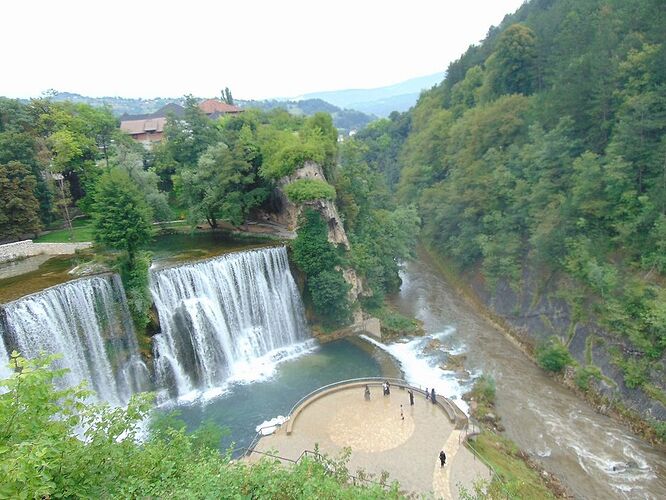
1, 0, 526, 100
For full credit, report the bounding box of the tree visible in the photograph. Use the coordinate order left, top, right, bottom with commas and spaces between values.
111, 145, 172, 222
153, 95, 221, 189
222, 87, 234, 105
291, 209, 350, 325
92, 168, 153, 262
0, 161, 42, 239
488, 24, 538, 96
0, 354, 398, 498
176, 142, 267, 228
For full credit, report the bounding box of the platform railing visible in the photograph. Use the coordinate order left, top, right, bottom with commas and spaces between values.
240, 377, 468, 459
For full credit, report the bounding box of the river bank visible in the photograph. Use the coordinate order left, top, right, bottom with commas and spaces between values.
392, 251, 666, 499
421, 245, 666, 447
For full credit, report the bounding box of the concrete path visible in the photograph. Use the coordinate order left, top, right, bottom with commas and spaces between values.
251, 383, 490, 497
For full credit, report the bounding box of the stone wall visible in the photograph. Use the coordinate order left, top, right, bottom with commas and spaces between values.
0, 240, 92, 264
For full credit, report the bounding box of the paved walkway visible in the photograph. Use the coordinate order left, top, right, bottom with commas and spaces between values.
250, 383, 490, 497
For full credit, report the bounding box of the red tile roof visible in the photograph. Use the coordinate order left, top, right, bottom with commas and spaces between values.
198, 99, 243, 114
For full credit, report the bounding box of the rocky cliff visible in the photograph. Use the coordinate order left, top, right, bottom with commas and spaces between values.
468, 264, 666, 424
261, 161, 363, 303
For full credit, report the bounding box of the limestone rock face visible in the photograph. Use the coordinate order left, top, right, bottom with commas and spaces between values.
267, 161, 363, 300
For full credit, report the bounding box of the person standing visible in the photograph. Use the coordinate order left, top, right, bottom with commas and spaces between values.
364, 385, 371, 401
425, 387, 430, 401
431, 387, 436, 404
408, 389, 414, 406
400, 404, 404, 421
439, 450, 446, 467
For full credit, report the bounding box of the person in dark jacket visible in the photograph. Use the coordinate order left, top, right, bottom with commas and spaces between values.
439, 450, 446, 467
431, 387, 436, 404
425, 387, 430, 400
408, 389, 414, 406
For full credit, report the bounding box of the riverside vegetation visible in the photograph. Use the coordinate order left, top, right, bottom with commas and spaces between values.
344, 0, 666, 441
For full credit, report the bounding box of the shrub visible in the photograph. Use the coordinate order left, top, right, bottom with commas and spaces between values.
473, 375, 497, 404
309, 270, 351, 326
622, 358, 649, 388
285, 179, 336, 203
536, 339, 573, 372
574, 365, 602, 391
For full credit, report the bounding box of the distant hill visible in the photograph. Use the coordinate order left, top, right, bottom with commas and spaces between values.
45, 93, 372, 134
238, 98, 373, 134
49, 92, 183, 116
294, 73, 445, 117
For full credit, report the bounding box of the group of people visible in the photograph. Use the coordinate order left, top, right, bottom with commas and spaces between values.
364, 383, 437, 405
362, 382, 448, 467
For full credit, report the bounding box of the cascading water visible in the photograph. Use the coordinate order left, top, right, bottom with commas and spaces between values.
0, 274, 149, 406
0, 331, 10, 382
150, 246, 309, 398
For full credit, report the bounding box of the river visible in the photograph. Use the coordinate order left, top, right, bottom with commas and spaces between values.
392, 250, 666, 499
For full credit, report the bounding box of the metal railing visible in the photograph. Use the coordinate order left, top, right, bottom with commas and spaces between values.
240, 377, 467, 458
236, 446, 392, 490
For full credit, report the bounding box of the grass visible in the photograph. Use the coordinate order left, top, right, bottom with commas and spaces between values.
467, 432, 558, 499
35, 219, 95, 243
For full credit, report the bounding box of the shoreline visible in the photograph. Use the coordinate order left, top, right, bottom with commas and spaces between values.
421, 244, 666, 449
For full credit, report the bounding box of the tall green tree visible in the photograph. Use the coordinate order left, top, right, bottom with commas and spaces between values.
0, 161, 42, 239
487, 24, 538, 96
176, 142, 267, 228
92, 169, 153, 262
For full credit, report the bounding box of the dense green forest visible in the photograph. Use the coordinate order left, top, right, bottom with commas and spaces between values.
346, 0, 665, 435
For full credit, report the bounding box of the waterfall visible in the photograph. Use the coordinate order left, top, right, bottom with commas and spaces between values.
0, 331, 10, 382
150, 246, 309, 398
0, 275, 149, 406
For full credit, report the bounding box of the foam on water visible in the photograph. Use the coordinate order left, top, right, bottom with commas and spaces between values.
157, 339, 318, 407
256, 415, 288, 435
361, 330, 473, 414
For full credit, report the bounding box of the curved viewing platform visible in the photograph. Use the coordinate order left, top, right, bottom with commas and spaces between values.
249, 378, 491, 499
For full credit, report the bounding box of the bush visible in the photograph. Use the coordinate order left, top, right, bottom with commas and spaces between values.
622, 358, 649, 389
536, 339, 573, 372
574, 365, 602, 391
285, 179, 336, 203
652, 420, 666, 442
262, 142, 326, 180
309, 270, 351, 326
473, 375, 497, 404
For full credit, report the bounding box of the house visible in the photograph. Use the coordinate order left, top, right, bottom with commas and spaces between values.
119, 103, 185, 146
120, 100, 243, 146
198, 99, 244, 119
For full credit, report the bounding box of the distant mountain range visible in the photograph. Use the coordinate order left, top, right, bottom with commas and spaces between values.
36, 72, 445, 132
294, 73, 445, 117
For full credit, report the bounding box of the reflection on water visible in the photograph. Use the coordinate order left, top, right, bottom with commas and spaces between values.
148, 231, 276, 267
393, 251, 666, 500
0, 232, 277, 303
0, 255, 78, 303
